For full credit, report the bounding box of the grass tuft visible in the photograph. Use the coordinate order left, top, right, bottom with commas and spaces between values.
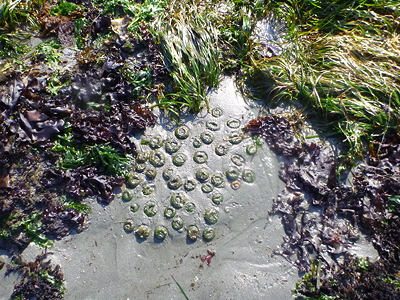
152, 1, 221, 114
240, 1, 400, 167
0, 0, 43, 31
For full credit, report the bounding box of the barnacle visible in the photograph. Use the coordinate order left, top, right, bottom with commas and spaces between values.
211, 172, 225, 187
123, 220, 134, 233
144, 135, 163, 149
184, 202, 196, 213
206, 121, 220, 131
122, 190, 133, 202
135, 163, 146, 173
143, 201, 157, 217
246, 144, 257, 155
170, 192, 187, 208
126, 173, 143, 188
149, 135, 164, 149
135, 225, 151, 239
225, 166, 240, 181
142, 184, 155, 195
211, 107, 223, 118
137, 152, 149, 163
172, 153, 187, 167
230, 180, 241, 190
228, 132, 243, 144
154, 225, 168, 240
201, 183, 214, 193
215, 143, 230, 156
187, 225, 199, 241
164, 138, 181, 154
231, 154, 245, 166
211, 192, 223, 205
164, 206, 176, 219
175, 125, 190, 139
242, 169, 255, 183
196, 168, 210, 182
167, 175, 183, 190
162, 168, 174, 181
130, 203, 139, 213
227, 118, 241, 129
184, 178, 197, 191
192, 137, 202, 148
149, 150, 165, 167
203, 227, 216, 242
204, 209, 219, 225
171, 217, 184, 230
145, 167, 157, 180
200, 131, 214, 144
193, 151, 208, 164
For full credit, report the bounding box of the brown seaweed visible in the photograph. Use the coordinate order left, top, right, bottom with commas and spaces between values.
295, 254, 400, 299
0, 17, 163, 254
246, 115, 400, 281
6, 253, 65, 300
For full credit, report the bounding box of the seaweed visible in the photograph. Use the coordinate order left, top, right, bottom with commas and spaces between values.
246, 115, 400, 297
0, 0, 165, 255
50, 1, 83, 16
0, 1, 399, 298
43, 167, 125, 205
294, 255, 400, 300
6, 253, 65, 300
0, 72, 66, 147
0, 151, 87, 250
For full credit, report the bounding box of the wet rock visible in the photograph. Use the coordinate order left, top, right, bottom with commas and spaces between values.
251, 14, 287, 58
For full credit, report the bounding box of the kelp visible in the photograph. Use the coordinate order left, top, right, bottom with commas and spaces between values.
43, 167, 125, 205
0, 72, 67, 150
0, 1, 164, 254
0, 61, 155, 248
6, 252, 65, 299
294, 255, 400, 299
0, 150, 87, 250
246, 115, 400, 297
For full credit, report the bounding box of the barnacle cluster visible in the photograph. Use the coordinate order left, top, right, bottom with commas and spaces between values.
121, 107, 257, 243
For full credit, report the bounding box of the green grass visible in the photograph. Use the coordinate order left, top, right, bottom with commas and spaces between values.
293, 255, 400, 299
46, 69, 71, 95
119, 0, 400, 165
0, 32, 30, 58
150, 0, 222, 115
50, 0, 82, 16
53, 142, 134, 176
63, 200, 92, 214
4, 213, 54, 248
0, 0, 43, 31
171, 275, 189, 300
33, 39, 62, 65
52, 131, 134, 176
388, 196, 400, 212
121, 66, 155, 100
0, 0, 42, 61
2, 0, 399, 165
238, 0, 400, 168
93, 0, 167, 26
